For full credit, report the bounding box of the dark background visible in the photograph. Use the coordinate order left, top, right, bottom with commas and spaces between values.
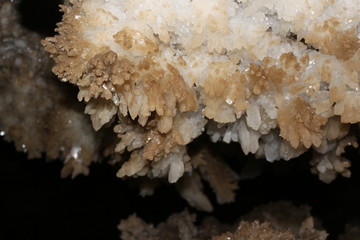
1, 0, 360, 239
2, 135, 360, 240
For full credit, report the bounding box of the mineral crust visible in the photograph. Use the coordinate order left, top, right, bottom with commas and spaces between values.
42, 0, 360, 185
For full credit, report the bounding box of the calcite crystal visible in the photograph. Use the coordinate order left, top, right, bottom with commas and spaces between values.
119, 201, 328, 240
42, 0, 360, 184
2, 0, 360, 239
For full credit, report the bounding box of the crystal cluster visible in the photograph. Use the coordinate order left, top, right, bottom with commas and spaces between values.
42, 0, 360, 184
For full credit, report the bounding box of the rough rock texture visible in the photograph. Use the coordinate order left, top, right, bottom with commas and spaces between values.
119, 201, 327, 240
0, 0, 103, 178
244, 201, 328, 240
211, 221, 296, 240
